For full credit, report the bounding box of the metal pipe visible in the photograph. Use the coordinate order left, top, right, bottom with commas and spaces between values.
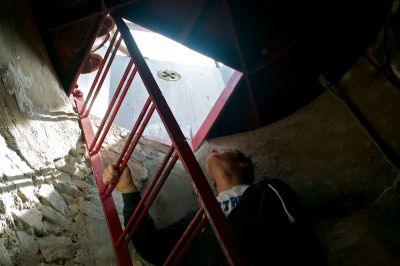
80, 30, 119, 116
83, 35, 123, 117
73, 89, 133, 265
123, 154, 179, 247
116, 146, 176, 246
89, 59, 135, 152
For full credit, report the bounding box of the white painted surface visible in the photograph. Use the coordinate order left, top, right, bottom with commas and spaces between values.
110, 56, 229, 140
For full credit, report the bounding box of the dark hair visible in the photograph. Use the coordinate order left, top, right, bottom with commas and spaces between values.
234, 150, 255, 185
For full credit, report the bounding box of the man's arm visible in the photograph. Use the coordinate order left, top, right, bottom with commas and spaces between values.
103, 165, 193, 265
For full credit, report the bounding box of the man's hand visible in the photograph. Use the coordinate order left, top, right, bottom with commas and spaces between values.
103, 164, 138, 193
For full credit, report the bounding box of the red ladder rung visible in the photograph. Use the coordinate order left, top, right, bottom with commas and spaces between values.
116, 146, 176, 246
102, 102, 156, 199
123, 154, 179, 247
99, 97, 152, 196
118, 103, 156, 173
89, 61, 137, 155
80, 29, 120, 116
116, 97, 152, 168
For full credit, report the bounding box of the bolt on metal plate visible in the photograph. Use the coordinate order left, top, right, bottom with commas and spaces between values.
157, 70, 181, 81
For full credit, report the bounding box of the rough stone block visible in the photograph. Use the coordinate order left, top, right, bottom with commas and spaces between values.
0, 198, 5, 214
32, 175, 53, 185
38, 235, 76, 262
74, 180, 89, 191
36, 184, 67, 215
17, 185, 39, 203
60, 193, 75, 205
15, 230, 40, 266
54, 158, 81, 177
0, 243, 13, 266
42, 205, 68, 227
12, 207, 45, 235
68, 148, 79, 158
53, 171, 73, 185
53, 181, 84, 198
76, 163, 91, 174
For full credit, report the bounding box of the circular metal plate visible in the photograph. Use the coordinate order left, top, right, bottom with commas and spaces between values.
157, 70, 181, 81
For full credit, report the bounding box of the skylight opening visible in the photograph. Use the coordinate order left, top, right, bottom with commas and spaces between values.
129, 28, 216, 67
77, 19, 237, 145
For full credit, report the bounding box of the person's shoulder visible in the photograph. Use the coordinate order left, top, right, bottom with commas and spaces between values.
243, 177, 294, 197
241, 177, 269, 198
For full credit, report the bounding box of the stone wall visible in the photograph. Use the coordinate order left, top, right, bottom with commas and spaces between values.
0, 1, 117, 265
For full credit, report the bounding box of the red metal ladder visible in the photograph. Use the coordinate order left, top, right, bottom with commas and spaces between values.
72, 14, 247, 266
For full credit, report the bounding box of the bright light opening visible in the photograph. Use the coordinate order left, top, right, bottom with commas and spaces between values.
129, 29, 216, 67
77, 21, 236, 143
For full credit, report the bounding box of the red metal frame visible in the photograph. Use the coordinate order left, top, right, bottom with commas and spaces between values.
117, 146, 176, 246
73, 14, 247, 266
74, 95, 132, 265
114, 16, 247, 265
123, 153, 180, 248
191, 71, 243, 150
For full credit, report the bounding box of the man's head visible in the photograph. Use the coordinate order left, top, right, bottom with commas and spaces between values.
206, 149, 254, 193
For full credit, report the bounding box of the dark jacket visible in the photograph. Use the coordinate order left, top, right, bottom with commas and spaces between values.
122, 179, 327, 266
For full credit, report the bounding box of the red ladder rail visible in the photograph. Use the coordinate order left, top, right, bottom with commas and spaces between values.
73, 14, 247, 266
